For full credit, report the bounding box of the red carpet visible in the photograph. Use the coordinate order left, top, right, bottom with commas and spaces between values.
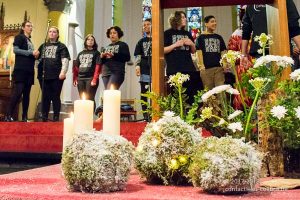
0, 122, 211, 153
0, 164, 299, 200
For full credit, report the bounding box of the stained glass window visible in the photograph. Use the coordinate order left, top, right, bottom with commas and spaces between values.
187, 7, 203, 40
142, 0, 152, 21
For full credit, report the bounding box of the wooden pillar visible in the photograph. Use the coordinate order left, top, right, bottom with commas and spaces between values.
152, 0, 165, 120
267, 0, 291, 79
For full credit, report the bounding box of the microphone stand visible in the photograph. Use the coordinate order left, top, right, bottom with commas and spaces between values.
40, 20, 51, 122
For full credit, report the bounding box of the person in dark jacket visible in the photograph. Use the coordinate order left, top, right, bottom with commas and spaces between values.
101, 26, 130, 90
73, 34, 101, 110
5, 21, 39, 122
38, 26, 70, 122
134, 18, 152, 121
241, 0, 300, 66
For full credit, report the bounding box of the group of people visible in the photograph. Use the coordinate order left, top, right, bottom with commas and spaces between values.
4, 0, 300, 122
5, 21, 131, 122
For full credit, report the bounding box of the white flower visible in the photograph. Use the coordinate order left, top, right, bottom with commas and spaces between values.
164, 111, 175, 117
201, 90, 215, 102
228, 122, 243, 133
257, 49, 263, 54
218, 119, 225, 125
226, 88, 240, 95
228, 110, 243, 120
211, 85, 232, 94
253, 55, 294, 68
270, 105, 287, 120
290, 69, 300, 81
294, 106, 300, 120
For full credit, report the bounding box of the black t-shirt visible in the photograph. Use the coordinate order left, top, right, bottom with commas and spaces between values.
13, 34, 35, 73
164, 28, 196, 75
75, 49, 100, 79
242, 5, 268, 57
134, 37, 151, 75
101, 41, 130, 76
38, 41, 70, 80
195, 33, 226, 69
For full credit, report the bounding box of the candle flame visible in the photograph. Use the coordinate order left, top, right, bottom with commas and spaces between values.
70, 112, 74, 118
110, 85, 115, 90
81, 93, 86, 100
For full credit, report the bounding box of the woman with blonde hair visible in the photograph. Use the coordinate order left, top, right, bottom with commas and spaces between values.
37, 26, 70, 121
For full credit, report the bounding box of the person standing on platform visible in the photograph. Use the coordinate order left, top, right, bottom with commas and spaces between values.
37, 26, 70, 122
101, 26, 130, 90
134, 18, 152, 121
195, 15, 227, 90
164, 11, 203, 105
73, 34, 101, 111
241, 0, 300, 67
5, 21, 39, 122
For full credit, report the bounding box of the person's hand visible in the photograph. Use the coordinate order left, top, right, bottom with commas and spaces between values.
33, 50, 40, 59
240, 55, 250, 70
73, 80, 78, 87
135, 66, 141, 76
101, 52, 113, 58
59, 72, 66, 80
293, 47, 300, 56
91, 80, 96, 86
183, 38, 193, 46
175, 39, 184, 48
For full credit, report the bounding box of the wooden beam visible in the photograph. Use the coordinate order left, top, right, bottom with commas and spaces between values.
267, 0, 291, 79
151, 0, 165, 120
161, 0, 274, 9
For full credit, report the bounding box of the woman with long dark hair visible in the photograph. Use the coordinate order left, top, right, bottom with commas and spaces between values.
37, 26, 70, 121
101, 26, 130, 90
73, 34, 101, 110
5, 21, 39, 122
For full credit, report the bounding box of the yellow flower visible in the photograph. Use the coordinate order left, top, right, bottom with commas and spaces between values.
169, 159, 180, 170
201, 107, 213, 120
178, 155, 188, 165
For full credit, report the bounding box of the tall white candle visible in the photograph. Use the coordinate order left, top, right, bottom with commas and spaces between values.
63, 113, 74, 151
103, 89, 121, 135
74, 93, 94, 134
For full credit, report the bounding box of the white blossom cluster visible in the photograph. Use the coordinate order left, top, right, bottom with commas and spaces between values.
271, 105, 300, 120
189, 136, 262, 194
290, 69, 300, 81
134, 111, 202, 185
168, 73, 190, 87
253, 55, 294, 69
62, 131, 134, 193
201, 85, 239, 102
220, 50, 241, 68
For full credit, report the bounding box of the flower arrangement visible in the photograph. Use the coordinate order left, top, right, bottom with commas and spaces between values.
189, 136, 262, 194
215, 33, 294, 141
268, 69, 300, 149
62, 130, 134, 193
134, 111, 202, 185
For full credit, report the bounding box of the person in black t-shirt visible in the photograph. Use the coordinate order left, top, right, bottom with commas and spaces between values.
134, 18, 152, 121
38, 26, 70, 122
101, 26, 130, 90
5, 21, 40, 122
73, 34, 101, 111
164, 11, 203, 105
195, 15, 227, 90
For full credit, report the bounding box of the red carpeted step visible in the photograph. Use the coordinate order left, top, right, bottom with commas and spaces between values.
0, 122, 210, 153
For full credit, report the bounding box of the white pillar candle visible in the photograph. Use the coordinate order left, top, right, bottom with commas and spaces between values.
103, 89, 121, 135
74, 93, 94, 134
63, 113, 74, 151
